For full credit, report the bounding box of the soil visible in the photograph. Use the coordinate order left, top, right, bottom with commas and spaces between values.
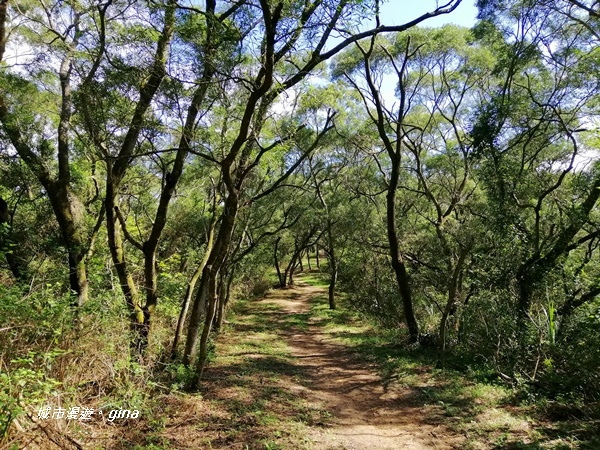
79, 278, 467, 449
9, 277, 586, 449
253, 281, 463, 450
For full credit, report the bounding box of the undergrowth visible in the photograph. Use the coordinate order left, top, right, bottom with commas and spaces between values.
2, 268, 599, 449
307, 273, 600, 450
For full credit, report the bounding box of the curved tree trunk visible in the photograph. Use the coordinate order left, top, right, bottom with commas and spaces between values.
386, 161, 419, 342
358, 34, 420, 342
99, 0, 176, 352
284, 250, 297, 287
286, 254, 298, 286
0, 35, 90, 307
105, 172, 145, 350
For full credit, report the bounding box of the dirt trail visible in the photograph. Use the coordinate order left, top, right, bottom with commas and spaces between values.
258, 281, 462, 450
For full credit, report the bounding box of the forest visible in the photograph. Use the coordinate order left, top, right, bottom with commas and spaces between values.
1, 0, 600, 448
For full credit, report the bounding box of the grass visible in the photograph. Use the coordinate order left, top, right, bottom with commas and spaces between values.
91, 286, 332, 449
162, 288, 332, 449
297, 270, 329, 287
0, 272, 327, 450
302, 278, 600, 450
4, 269, 598, 449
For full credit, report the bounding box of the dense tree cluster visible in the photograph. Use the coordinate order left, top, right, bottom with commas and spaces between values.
1, 0, 599, 403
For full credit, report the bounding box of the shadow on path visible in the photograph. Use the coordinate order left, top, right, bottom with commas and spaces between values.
254, 281, 463, 450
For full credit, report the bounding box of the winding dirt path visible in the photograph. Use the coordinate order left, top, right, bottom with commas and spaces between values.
258, 280, 462, 450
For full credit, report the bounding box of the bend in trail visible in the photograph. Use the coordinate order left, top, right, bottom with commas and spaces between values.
251, 279, 462, 450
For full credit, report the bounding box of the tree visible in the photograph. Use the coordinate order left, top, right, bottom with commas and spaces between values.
0, 0, 109, 306
390, 26, 493, 348
473, 0, 600, 333
333, 32, 423, 341
0, 195, 20, 279
180, 0, 465, 384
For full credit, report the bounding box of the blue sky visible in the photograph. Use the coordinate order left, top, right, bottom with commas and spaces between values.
351, 1, 479, 109
378, 1, 478, 28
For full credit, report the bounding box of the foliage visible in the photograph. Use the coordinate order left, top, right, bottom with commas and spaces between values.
1, 0, 600, 446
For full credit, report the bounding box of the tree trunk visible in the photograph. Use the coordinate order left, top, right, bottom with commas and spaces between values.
85, 0, 176, 351
182, 265, 210, 365
0, 44, 88, 305
286, 255, 297, 286
214, 268, 229, 331
557, 285, 600, 341
326, 219, 337, 310
184, 192, 238, 366
386, 160, 419, 343
215, 268, 235, 331
140, 245, 156, 344
439, 250, 467, 350
46, 183, 89, 307
284, 248, 299, 287
0, 196, 22, 280
0, 0, 7, 63
190, 272, 218, 389
171, 214, 217, 359
358, 34, 420, 342
455, 288, 474, 344
274, 236, 285, 287
517, 277, 533, 332
68, 251, 88, 308
54, 40, 89, 308
514, 174, 600, 327
105, 173, 144, 348
142, 57, 215, 352
328, 262, 337, 310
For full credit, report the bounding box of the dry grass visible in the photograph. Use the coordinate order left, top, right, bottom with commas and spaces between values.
3, 274, 599, 449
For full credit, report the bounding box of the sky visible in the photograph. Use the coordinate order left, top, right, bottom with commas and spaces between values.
378, 1, 479, 29
361, 1, 479, 106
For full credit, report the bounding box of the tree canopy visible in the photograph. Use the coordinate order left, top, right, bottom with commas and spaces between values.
2, 1, 600, 445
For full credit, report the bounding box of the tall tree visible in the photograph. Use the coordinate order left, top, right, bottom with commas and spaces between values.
182, 0, 465, 383
0, 0, 108, 306
473, 0, 600, 331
